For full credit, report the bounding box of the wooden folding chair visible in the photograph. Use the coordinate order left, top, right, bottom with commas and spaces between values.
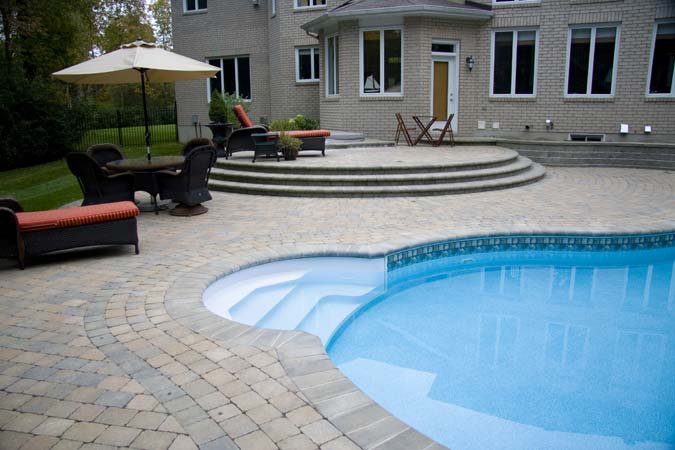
431, 114, 455, 147
394, 113, 416, 146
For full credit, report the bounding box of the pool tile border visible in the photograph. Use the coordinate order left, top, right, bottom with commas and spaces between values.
163, 230, 675, 450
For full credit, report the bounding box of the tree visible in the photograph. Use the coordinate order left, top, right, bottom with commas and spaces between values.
149, 0, 171, 49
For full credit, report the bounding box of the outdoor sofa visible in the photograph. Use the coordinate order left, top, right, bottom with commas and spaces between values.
226, 105, 331, 158
0, 198, 139, 269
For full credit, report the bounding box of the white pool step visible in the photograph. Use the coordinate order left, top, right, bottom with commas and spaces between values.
256, 284, 375, 331
228, 284, 296, 325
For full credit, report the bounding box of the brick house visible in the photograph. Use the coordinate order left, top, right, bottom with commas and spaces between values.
173, 0, 675, 142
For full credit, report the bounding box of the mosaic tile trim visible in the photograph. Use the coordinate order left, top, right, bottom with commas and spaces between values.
386, 232, 675, 272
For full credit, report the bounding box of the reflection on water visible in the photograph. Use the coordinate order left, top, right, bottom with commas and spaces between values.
328, 248, 675, 450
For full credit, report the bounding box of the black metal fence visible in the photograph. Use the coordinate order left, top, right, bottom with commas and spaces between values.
76, 104, 178, 150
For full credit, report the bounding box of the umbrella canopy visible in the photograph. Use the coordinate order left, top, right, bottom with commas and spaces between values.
53, 40, 219, 160
53, 40, 218, 84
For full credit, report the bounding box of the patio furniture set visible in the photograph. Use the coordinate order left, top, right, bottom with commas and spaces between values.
227, 105, 331, 162
395, 113, 455, 147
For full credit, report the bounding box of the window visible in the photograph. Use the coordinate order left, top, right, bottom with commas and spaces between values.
294, 0, 325, 9
491, 29, 537, 96
326, 35, 339, 96
360, 28, 402, 96
295, 47, 320, 82
566, 25, 619, 96
493, 0, 540, 3
208, 56, 251, 100
431, 43, 455, 54
185, 0, 206, 12
647, 22, 675, 96
271, 0, 276, 16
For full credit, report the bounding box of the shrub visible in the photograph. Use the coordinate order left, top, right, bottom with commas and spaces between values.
221, 93, 250, 127
269, 114, 320, 132
0, 75, 90, 171
208, 91, 228, 123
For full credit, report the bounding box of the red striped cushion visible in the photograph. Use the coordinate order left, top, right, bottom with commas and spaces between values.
17, 201, 139, 232
283, 130, 331, 138
233, 104, 254, 128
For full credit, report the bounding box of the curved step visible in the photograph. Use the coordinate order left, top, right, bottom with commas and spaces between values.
211, 156, 534, 187
209, 163, 546, 197
215, 149, 520, 175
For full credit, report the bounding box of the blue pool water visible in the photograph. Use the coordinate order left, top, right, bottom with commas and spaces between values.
204, 244, 675, 450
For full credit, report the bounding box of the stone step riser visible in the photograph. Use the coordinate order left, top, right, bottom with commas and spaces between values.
208, 164, 546, 197
209, 164, 532, 187
215, 156, 519, 175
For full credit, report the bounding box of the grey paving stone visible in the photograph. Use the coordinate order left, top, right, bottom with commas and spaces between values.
95, 391, 134, 408
94, 425, 142, 446
31, 417, 75, 437
278, 433, 318, 450
197, 435, 238, 450
235, 430, 277, 450
129, 430, 176, 450
301, 420, 342, 446
220, 414, 258, 439
62, 422, 108, 443
94, 407, 138, 426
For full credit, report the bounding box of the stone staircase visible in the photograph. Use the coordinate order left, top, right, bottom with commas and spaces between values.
208, 147, 546, 197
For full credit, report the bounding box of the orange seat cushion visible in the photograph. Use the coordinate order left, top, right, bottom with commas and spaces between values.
233, 104, 254, 128
16, 201, 139, 233
283, 130, 331, 138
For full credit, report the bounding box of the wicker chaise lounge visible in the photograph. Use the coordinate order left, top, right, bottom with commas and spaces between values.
228, 105, 331, 158
0, 198, 140, 269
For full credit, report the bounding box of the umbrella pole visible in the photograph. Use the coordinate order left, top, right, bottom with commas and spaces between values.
139, 69, 151, 161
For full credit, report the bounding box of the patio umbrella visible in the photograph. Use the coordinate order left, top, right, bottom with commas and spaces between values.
53, 40, 219, 161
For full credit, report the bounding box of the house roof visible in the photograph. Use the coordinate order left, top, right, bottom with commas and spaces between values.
302, 0, 492, 33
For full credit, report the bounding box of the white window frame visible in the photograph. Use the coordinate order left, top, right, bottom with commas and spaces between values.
359, 26, 404, 97
295, 47, 320, 83
183, 0, 207, 13
271, 0, 276, 17
646, 20, 675, 97
325, 34, 339, 96
489, 28, 539, 97
293, 0, 326, 10
206, 56, 251, 102
564, 24, 621, 98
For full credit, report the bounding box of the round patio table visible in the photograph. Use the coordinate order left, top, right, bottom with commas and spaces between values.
106, 156, 185, 213
106, 155, 185, 172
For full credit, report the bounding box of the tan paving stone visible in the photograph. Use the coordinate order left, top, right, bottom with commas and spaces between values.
246, 403, 282, 425
0, 430, 32, 450
287, 406, 322, 428
220, 414, 258, 439
93, 425, 141, 446
260, 417, 300, 443
235, 430, 277, 450
62, 422, 108, 443
130, 430, 176, 450
4, 413, 47, 433
126, 411, 167, 430
278, 433, 319, 450
167, 435, 198, 450
94, 407, 137, 426
69, 404, 106, 422
320, 436, 362, 450
31, 417, 75, 436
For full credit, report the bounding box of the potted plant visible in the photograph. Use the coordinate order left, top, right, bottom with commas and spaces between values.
206, 91, 232, 156
278, 134, 302, 161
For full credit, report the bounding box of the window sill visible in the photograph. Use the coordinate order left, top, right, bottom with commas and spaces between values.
359, 95, 404, 101
324, 96, 340, 102
293, 6, 327, 12
563, 96, 615, 103
645, 95, 675, 102
489, 96, 537, 102
183, 9, 207, 15
296, 80, 320, 85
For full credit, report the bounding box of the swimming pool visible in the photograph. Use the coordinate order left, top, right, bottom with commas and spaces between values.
203, 235, 675, 450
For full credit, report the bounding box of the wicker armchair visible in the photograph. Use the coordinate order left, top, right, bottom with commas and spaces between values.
67, 152, 136, 206
86, 143, 126, 172
181, 138, 214, 156
157, 145, 217, 210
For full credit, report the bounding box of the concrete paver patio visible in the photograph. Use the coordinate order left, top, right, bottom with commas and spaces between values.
1, 161, 675, 450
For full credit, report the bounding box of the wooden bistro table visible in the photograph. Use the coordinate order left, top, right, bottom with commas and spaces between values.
106, 155, 185, 213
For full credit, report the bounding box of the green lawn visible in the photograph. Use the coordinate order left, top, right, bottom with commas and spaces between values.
0, 143, 182, 212
81, 124, 177, 148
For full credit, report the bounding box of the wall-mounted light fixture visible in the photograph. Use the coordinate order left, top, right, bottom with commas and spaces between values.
465, 56, 475, 71
545, 119, 554, 130
252, 0, 259, 6
644, 125, 652, 134
620, 124, 629, 134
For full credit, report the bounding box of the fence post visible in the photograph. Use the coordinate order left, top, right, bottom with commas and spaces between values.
174, 102, 179, 142
116, 109, 123, 147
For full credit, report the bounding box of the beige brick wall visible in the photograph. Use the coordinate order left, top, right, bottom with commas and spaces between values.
174, 0, 675, 142
319, 0, 675, 141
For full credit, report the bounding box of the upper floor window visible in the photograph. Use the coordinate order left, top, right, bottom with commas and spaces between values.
296, 47, 320, 82
208, 56, 251, 100
647, 22, 675, 96
566, 25, 619, 97
326, 35, 339, 96
185, 0, 206, 12
360, 28, 402, 96
271, 0, 276, 16
295, 0, 325, 9
493, 0, 540, 4
491, 29, 538, 96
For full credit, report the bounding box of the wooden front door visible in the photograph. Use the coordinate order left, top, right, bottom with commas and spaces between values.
433, 61, 449, 119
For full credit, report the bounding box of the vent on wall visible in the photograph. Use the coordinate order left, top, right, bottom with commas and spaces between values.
569, 133, 605, 142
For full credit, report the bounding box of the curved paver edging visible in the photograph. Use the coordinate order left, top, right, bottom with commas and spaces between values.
163, 227, 675, 450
